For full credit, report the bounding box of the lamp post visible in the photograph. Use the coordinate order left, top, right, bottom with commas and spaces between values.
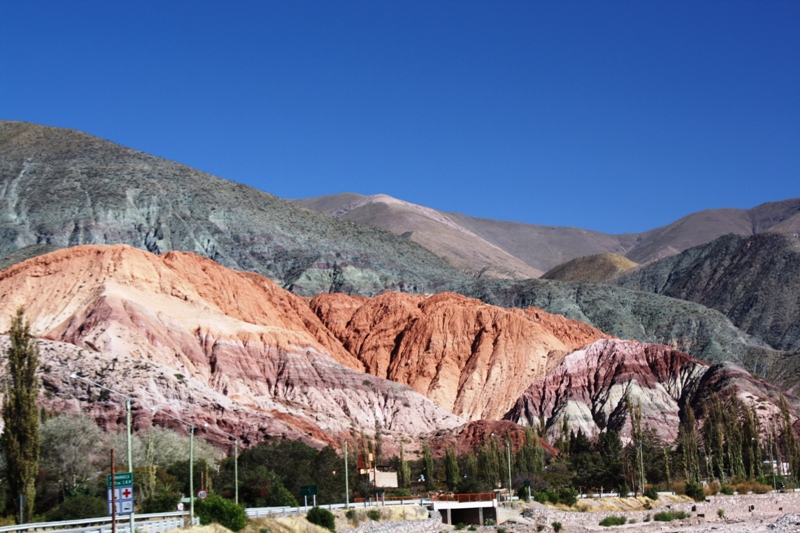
152, 408, 195, 524
70, 374, 135, 533
216, 427, 239, 505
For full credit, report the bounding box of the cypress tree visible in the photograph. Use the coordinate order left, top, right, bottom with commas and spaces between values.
444, 446, 459, 491
778, 394, 800, 481
398, 443, 411, 489
1, 308, 40, 523
422, 442, 435, 491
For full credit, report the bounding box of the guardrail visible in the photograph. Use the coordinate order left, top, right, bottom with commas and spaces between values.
430, 493, 495, 503
0, 512, 191, 533
247, 499, 432, 518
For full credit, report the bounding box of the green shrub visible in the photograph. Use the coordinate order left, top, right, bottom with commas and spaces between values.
644, 486, 659, 500
306, 506, 336, 532
558, 487, 578, 506
496, 528, 506, 533
196, 494, 247, 532
455, 524, 466, 530
345, 508, 358, 524
468, 526, 477, 531
536, 525, 545, 532
140, 492, 181, 513
366, 509, 382, 521
653, 510, 688, 522
720, 485, 734, 495
552, 522, 563, 532
717, 509, 725, 518
599, 515, 627, 527
484, 519, 496, 526
644, 514, 650, 522
46, 495, 107, 520
684, 480, 705, 501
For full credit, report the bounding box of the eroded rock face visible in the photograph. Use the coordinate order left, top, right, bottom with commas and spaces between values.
311, 292, 610, 420
504, 338, 799, 442
0, 245, 464, 445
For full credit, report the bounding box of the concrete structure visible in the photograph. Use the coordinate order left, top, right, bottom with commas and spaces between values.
429, 494, 497, 526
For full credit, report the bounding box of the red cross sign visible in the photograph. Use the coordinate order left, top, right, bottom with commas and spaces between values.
122, 488, 131, 499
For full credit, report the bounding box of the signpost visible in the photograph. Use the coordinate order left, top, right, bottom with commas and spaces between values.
197, 490, 208, 500
107, 472, 134, 516
300, 485, 317, 509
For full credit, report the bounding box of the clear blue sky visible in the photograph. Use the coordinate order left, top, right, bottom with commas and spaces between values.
2, 1, 798, 234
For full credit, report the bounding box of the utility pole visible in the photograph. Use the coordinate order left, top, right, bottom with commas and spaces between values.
111, 449, 117, 533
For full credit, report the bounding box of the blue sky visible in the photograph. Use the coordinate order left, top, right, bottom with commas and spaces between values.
2, 1, 798, 234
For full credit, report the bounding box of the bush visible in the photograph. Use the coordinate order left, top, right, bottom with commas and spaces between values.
599, 515, 627, 527
455, 524, 466, 531
717, 509, 725, 518
46, 495, 107, 520
644, 514, 650, 522
706, 481, 721, 495
345, 508, 358, 524
536, 525, 545, 532
644, 486, 659, 500
366, 509, 382, 521
552, 522, 563, 532
534, 489, 560, 505
653, 511, 689, 522
468, 526, 477, 531
141, 492, 181, 513
558, 487, 578, 506
485, 519, 496, 526
684, 480, 705, 501
306, 506, 336, 532
196, 494, 248, 532
720, 485, 734, 495
496, 528, 506, 533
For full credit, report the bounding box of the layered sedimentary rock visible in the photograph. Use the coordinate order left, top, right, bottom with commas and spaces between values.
0, 245, 464, 445
311, 292, 610, 420
504, 338, 796, 442
614, 233, 800, 352
0, 121, 464, 296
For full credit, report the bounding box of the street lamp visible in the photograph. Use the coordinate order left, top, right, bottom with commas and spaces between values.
152, 408, 195, 525
214, 427, 239, 505
70, 374, 135, 533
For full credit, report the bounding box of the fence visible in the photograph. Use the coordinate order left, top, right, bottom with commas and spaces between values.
0, 512, 190, 533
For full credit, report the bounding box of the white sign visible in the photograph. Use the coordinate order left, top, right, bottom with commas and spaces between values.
197, 490, 208, 500
177, 502, 184, 511
107, 485, 134, 515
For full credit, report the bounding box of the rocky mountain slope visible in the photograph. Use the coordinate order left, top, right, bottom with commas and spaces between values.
541, 253, 638, 282
449, 278, 800, 393
504, 338, 796, 442
0, 245, 464, 446
614, 233, 800, 352
299, 192, 800, 273
0, 121, 464, 296
296, 193, 542, 279
310, 291, 609, 420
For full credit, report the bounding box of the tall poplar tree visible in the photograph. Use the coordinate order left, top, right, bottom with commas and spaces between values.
2, 308, 40, 523
422, 442, 435, 491
444, 446, 459, 491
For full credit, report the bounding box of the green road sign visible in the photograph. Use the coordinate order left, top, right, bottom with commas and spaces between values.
524, 481, 530, 488
300, 485, 318, 496
375, 488, 385, 494
107, 472, 133, 488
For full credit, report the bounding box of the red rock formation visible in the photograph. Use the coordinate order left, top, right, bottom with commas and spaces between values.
0, 245, 463, 446
504, 338, 800, 442
311, 292, 610, 420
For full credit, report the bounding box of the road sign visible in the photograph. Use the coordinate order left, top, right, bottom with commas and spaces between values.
107, 472, 134, 488
524, 481, 531, 488
107, 472, 134, 516
177, 502, 184, 511
197, 490, 208, 500
300, 485, 318, 496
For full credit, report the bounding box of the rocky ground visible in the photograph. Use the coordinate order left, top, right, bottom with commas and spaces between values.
505, 493, 800, 532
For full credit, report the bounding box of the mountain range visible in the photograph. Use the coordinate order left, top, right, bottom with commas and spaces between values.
1, 120, 799, 450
